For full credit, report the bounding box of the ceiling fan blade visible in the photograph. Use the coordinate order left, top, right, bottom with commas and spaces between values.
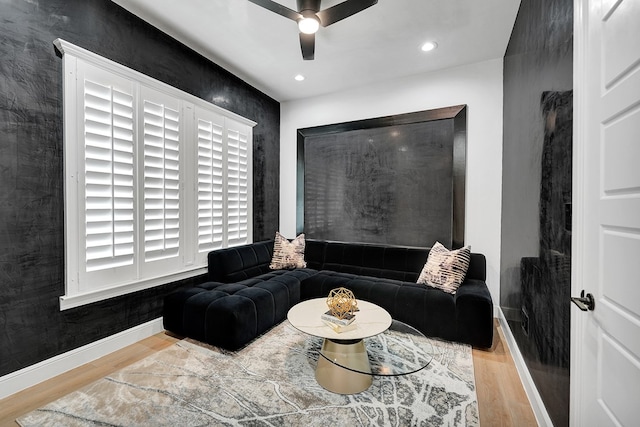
248, 0, 301, 21
300, 32, 315, 60
316, 0, 378, 27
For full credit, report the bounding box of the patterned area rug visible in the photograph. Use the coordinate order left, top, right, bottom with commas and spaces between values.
17, 323, 478, 426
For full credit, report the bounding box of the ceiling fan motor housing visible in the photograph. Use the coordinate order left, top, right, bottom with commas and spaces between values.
297, 0, 322, 14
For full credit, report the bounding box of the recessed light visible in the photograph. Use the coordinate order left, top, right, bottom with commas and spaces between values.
294, 74, 305, 81
421, 41, 438, 52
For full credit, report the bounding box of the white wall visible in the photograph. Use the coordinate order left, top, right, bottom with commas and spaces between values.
280, 58, 504, 303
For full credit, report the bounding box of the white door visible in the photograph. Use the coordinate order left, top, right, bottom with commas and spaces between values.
571, 0, 640, 425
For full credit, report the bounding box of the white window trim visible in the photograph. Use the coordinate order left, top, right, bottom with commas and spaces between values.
55, 39, 255, 310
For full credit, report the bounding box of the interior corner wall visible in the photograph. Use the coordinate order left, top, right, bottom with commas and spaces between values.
280, 58, 504, 303
0, 0, 279, 379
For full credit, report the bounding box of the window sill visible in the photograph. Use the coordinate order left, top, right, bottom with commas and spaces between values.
59, 266, 208, 311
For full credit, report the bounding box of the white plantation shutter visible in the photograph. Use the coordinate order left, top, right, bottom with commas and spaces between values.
57, 39, 254, 309
142, 91, 181, 263
196, 108, 225, 255
226, 120, 251, 247
83, 79, 136, 272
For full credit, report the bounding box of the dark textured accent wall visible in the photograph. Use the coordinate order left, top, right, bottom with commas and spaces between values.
305, 121, 454, 247
501, 0, 573, 425
0, 0, 279, 377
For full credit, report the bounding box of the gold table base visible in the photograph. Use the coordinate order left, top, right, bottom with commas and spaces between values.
315, 338, 372, 394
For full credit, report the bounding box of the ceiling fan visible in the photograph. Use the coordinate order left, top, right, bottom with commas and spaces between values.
248, 0, 378, 60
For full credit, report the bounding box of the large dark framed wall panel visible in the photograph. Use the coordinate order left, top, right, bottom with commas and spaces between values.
0, 0, 279, 377
297, 106, 466, 248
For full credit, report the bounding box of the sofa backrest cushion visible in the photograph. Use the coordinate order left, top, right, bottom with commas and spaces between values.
208, 240, 273, 283
466, 252, 486, 282
306, 239, 486, 282
305, 241, 426, 282
208, 239, 486, 283
304, 240, 328, 270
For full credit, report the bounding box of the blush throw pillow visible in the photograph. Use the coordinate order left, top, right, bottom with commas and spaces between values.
269, 232, 307, 269
417, 241, 471, 294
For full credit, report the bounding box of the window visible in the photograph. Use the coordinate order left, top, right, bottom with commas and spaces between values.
56, 39, 254, 310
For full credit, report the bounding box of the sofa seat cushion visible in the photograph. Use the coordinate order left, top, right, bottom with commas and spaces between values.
208, 283, 248, 294
163, 286, 221, 337
300, 270, 457, 341
181, 290, 231, 342
163, 268, 318, 350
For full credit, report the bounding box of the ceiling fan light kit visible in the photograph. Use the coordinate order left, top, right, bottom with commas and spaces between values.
248, 0, 378, 60
298, 15, 320, 34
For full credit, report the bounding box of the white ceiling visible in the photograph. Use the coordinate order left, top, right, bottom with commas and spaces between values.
111, 0, 520, 102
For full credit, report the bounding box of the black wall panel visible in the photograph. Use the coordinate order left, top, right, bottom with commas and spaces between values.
500, 0, 573, 425
298, 106, 467, 249
304, 121, 454, 247
0, 0, 279, 377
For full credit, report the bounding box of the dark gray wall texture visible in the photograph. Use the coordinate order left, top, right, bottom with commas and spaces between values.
304, 121, 454, 247
501, 0, 573, 425
0, 0, 280, 377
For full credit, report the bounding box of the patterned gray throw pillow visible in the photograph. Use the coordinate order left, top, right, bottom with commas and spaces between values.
417, 241, 471, 294
269, 232, 307, 269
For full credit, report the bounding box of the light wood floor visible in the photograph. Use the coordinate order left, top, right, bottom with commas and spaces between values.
473, 321, 538, 426
0, 321, 537, 426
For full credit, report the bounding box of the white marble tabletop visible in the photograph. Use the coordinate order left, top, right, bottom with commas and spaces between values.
287, 298, 392, 340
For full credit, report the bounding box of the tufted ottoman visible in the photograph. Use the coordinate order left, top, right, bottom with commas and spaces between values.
163, 269, 317, 350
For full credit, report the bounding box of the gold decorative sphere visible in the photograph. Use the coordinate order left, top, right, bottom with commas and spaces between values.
326, 287, 357, 320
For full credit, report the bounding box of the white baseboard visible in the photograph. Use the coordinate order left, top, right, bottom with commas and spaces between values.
495, 306, 553, 427
0, 317, 164, 400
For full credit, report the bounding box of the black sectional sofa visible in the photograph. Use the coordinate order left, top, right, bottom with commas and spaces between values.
163, 239, 494, 350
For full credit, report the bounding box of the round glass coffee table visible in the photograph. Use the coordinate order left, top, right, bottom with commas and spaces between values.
287, 298, 434, 394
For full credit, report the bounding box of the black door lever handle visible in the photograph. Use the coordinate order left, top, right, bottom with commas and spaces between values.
571, 290, 595, 311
